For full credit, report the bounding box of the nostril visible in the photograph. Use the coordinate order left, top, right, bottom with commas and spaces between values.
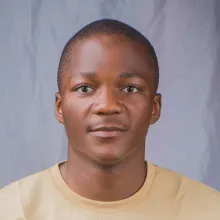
92, 102, 124, 115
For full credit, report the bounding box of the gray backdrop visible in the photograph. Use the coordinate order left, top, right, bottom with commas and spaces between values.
0, 0, 220, 190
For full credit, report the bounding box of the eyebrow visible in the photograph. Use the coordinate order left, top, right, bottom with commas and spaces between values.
80, 71, 97, 78
79, 71, 143, 80
119, 72, 143, 79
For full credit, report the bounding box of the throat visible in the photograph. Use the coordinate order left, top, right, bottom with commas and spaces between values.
59, 157, 147, 202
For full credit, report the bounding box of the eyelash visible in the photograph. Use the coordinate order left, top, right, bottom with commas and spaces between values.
73, 84, 95, 93
121, 85, 141, 93
73, 84, 142, 94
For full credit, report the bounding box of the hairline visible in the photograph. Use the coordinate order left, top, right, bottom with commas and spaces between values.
57, 24, 159, 93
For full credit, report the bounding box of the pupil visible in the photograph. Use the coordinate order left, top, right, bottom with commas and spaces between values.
82, 86, 88, 92
128, 87, 133, 92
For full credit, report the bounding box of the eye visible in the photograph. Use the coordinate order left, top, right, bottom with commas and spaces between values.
122, 86, 139, 93
75, 85, 94, 94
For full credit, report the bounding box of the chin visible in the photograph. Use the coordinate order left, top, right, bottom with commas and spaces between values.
84, 138, 137, 166
91, 147, 128, 166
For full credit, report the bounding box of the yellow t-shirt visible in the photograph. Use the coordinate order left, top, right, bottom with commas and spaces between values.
0, 161, 219, 219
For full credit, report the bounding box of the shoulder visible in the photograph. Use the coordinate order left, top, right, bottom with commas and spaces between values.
0, 165, 55, 219
153, 163, 220, 216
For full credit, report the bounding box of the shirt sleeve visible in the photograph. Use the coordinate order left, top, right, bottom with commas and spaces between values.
0, 182, 26, 220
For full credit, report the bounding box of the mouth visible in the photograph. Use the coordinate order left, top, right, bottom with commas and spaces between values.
89, 126, 127, 138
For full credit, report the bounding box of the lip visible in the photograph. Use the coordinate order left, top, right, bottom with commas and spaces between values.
89, 126, 127, 138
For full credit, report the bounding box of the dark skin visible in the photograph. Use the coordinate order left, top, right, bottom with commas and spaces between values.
55, 34, 161, 201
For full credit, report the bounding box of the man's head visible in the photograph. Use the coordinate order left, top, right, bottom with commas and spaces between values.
55, 19, 161, 165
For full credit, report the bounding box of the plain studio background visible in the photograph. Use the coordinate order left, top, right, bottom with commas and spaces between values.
0, 0, 220, 190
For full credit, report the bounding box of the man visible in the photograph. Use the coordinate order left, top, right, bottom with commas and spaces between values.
0, 19, 219, 219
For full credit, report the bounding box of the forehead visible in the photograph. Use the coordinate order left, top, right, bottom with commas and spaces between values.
62, 34, 156, 88
71, 34, 152, 69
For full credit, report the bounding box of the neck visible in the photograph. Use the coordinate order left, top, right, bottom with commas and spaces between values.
60, 145, 147, 202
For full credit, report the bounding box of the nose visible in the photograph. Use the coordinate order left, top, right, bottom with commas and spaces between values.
92, 88, 124, 115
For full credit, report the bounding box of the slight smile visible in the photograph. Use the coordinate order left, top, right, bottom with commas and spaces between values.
89, 126, 127, 138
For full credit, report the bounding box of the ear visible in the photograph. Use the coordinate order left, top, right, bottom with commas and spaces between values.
150, 93, 162, 125
55, 92, 64, 124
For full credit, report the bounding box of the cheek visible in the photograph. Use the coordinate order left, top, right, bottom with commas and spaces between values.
62, 96, 88, 130
128, 100, 152, 130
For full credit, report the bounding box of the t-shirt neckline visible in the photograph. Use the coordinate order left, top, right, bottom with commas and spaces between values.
50, 161, 157, 213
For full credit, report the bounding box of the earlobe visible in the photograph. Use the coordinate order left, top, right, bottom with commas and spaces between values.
150, 93, 162, 125
55, 92, 64, 124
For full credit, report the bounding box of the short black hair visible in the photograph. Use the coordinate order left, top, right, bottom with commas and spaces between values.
57, 19, 159, 92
